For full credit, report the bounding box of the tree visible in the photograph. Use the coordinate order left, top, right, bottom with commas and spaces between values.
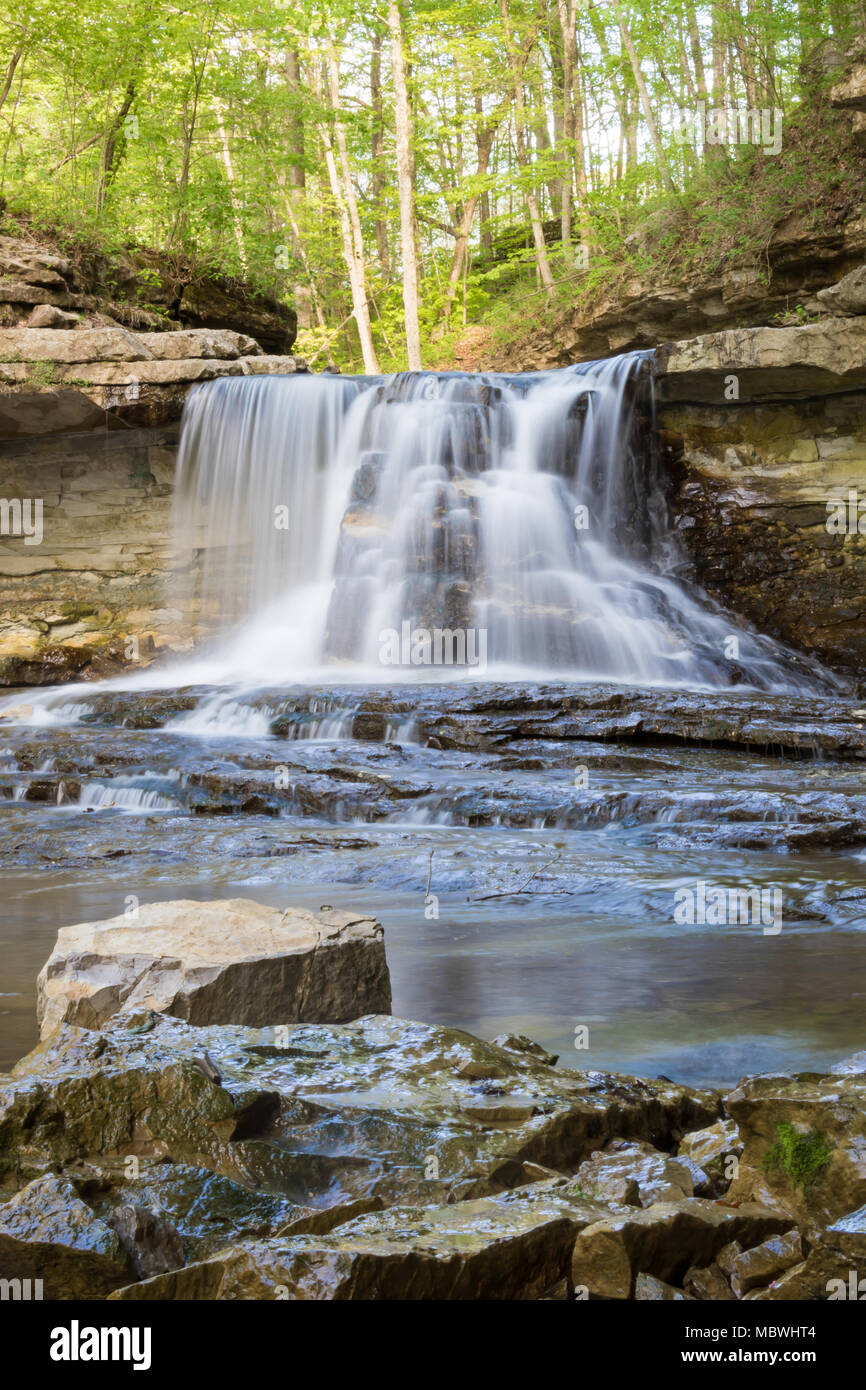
387, 0, 422, 369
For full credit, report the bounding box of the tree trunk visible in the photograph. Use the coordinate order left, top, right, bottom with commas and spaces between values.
556, 0, 576, 249
475, 94, 494, 255
213, 96, 248, 273
0, 48, 25, 113
609, 0, 677, 192
387, 0, 422, 370
320, 53, 380, 373
285, 50, 311, 331
96, 81, 136, 211
499, 0, 555, 296
370, 31, 392, 282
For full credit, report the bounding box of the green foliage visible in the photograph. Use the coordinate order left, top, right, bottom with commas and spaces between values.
0, 0, 861, 368
26, 360, 57, 387
762, 1122, 833, 1193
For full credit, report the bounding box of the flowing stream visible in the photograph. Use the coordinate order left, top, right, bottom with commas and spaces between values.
1, 358, 863, 1083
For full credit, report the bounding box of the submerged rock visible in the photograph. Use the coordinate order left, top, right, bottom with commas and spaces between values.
36, 898, 391, 1034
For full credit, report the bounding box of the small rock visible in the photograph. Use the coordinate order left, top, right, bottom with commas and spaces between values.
111, 1203, 185, 1279
716, 1239, 743, 1277
571, 1202, 791, 1300
576, 1142, 695, 1208
635, 1272, 694, 1300
678, 1117, 742, 1194
729, 1229, 804, 1295
27, 305, 79, 329
684, 1262, 736, 1300
489, 1033, 559, 1066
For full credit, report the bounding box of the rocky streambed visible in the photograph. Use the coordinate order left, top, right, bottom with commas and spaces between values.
1, 990, 865, 1300
0, 679, 865, 1300
2, 680, 866, 1085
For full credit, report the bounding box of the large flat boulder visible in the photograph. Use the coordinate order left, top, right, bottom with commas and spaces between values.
36, 898, 391, 1034
56, 358, 248, 385
655, 318, 866, 401
135, 329, 262, 360
0, 326, 152, 362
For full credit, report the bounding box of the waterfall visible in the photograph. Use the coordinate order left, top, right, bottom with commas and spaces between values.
169, 354, 819, 689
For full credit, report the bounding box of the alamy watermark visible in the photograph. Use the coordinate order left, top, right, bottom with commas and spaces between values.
826, 488, 866, 535
674, 879, 782, 935
673, 101, 783, 157
0, 497, 43, 545
379, 621, 487, 672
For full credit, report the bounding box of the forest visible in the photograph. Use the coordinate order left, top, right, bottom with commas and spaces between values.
0, 0, 861, 371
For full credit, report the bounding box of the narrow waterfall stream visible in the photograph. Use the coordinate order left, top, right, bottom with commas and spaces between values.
0, 360, 863, 1085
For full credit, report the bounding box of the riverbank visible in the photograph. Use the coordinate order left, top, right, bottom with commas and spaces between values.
1, 955, 863, 1300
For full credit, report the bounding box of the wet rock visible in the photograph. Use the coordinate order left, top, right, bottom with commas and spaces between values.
351, 712, 388, 741
110, 1179, 611, 1301
490, 1034, 559, 1066
635, 1272, 694, 1300
1, 1020, 281, 1178
36, 898, 391, 1034
683, 1261, 736, 1300
716, 1239, 742, 1277
744, 1241, 860, 1301
576, 1141, 697, 1208
678, 1118, 742, 1195
831, 1051, 866, 1074
824, 1202, 866, 1261
1, 1015, 718, 1211
0, 645, 98, 687
570, 1200, 793, 1299
111, 1203, 185, 1279
728, 1229, 804, 1296
85, 1160, 316, 1263
0, 1174, 130, 1297
726, 1069, 866, 1225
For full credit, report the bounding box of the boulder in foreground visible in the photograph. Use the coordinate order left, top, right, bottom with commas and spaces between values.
36, 898, 391, 1034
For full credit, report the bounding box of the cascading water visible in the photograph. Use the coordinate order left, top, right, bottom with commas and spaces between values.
169, 354, 822, 690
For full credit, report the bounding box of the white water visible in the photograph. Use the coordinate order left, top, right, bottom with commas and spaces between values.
168, 357, 818, 690
0, 355, 831, 733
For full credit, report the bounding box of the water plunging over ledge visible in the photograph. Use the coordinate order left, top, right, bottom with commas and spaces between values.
1, 358, 861, 1082
168, 355, 828, 692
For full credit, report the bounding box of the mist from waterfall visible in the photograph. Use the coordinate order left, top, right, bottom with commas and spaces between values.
168, 354, 820, 691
